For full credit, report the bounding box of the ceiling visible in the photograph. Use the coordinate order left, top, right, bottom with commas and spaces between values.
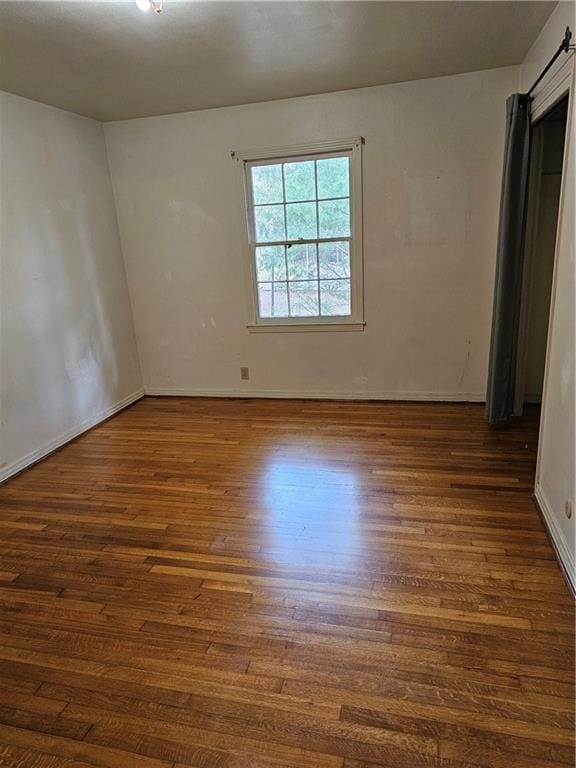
0, 1, 556, 122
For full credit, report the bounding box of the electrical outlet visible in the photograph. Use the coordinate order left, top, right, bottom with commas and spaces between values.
565, 500, 572, 520
240, 367, 249, 381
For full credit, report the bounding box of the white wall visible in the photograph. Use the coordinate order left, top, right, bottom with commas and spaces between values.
0, 92, 143, 481
521, 2, 576, 586
104, 66, 519, 400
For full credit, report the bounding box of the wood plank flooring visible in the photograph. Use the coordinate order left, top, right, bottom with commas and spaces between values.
0, 397, 573, 768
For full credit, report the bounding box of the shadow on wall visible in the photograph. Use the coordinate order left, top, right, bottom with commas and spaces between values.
0, 95, 140, 473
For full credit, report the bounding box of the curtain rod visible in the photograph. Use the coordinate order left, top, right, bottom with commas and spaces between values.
527, 26, 573, 97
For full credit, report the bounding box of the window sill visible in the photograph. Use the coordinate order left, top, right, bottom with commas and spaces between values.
247, 321, 365, 334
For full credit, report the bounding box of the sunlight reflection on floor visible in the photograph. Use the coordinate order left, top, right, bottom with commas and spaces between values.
262, 457, 360, 569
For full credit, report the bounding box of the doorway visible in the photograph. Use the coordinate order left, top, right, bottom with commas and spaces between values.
515, 94, 569, 414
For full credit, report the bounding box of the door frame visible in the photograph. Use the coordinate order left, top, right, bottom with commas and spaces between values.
527, 56, 574, 492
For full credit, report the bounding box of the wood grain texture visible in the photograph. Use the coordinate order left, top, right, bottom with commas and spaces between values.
0, 397, 573, 768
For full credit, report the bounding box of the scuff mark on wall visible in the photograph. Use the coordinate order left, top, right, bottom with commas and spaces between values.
458, 339, 472, 387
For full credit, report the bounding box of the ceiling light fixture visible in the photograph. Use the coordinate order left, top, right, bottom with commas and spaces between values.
136, 0, 163, 14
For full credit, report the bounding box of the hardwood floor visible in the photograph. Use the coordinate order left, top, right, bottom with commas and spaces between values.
0, 397, 573, 768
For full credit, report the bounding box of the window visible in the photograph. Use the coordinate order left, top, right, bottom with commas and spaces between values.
236, 138, 364, 331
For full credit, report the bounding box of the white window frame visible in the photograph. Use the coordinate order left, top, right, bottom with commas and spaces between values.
234, 137, 365, 332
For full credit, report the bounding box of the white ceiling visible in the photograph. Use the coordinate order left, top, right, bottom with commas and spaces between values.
0, 1, 556, 122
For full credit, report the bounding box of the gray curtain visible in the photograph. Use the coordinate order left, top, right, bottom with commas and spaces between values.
486, 94, 532, 424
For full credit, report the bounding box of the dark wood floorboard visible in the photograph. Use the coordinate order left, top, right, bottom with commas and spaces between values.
0, 397, 573, 768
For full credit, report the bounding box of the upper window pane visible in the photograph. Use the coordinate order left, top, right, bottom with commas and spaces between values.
254, 204, 285, 242
251, 164, 283, 204
317, 157, 349, 199
284, 161, 315, 202
318, 198, 350, 238
286, 202, 317, 240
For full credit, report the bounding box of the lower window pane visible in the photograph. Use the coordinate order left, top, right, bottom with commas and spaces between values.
289, 281, 319, 317
287, 243, 318, 280
318, 241, 350, 278
255, 246, 286, 282
258, 282, 289, 318
320, 279, 351, 316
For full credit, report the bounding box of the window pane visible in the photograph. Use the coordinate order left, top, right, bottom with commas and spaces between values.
255, 245, 286, 282
286, 202, 317, 240
318, 241, 350, 279
254, 204, 285, 242
284, 161, 315, 202
258, 282, 289, 318
317, 157, 349, 199
320, 279, 351, 316
251, 164, 283, 204
318, 198, 350, 238
287, 243, 318, 280
289, 281, 319, 317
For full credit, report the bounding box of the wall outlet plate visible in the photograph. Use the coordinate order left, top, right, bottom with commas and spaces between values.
240, 367, 249, 380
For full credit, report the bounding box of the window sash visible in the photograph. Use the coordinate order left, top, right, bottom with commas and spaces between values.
258, 278, 350, 284
255, 281, 352, 320
246, 151, 352, 246
256, 278, 352, 319
251, 235, 352, 248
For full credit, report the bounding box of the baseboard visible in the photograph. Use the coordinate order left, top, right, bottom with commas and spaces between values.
144, 386, 485, 402
0, 388, 145, 484
534, 483, 575, 596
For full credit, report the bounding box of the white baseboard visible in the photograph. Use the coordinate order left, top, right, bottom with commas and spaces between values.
0, 388, 145, 484
144, 386, 485, 402
535, 483, 575, 594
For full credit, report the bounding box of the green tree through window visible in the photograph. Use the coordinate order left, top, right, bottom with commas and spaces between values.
249, 155, 352, 319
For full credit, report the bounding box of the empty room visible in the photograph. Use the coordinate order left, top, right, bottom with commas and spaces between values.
0, 0, 575, 766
